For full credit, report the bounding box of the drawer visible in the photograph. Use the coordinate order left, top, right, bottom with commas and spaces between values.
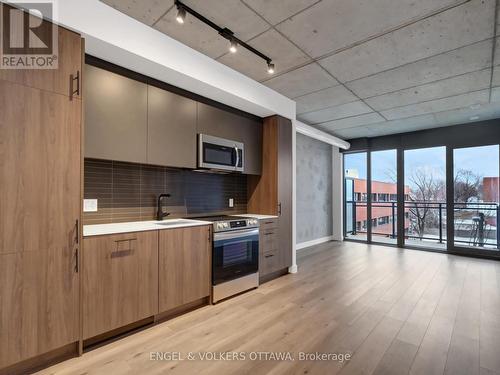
260, 229, 278, 252
260, 218, 278, 230
260, 249, 280, 276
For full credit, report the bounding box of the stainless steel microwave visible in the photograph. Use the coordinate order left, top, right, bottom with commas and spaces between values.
198, 134, 244, 172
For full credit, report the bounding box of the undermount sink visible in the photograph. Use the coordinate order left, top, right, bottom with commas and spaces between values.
155, 219, 195, 226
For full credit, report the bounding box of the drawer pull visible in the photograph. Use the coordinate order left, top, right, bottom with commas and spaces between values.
111, 249, 134, 258
264, 232, 274, 236
264, 254, 275, 258
114, 238, 137, 243
264, 221, 275, 224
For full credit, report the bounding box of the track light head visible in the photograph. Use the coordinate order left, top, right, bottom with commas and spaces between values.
267, 62, 275, 74
176, 6, 186, 24
229, 39, 238, 53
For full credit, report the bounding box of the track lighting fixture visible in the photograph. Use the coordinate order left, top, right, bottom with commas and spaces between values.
174, 0, 274, 74
176, 6, 186, 24
267, 62, 275, 74
229, 39, 238, 53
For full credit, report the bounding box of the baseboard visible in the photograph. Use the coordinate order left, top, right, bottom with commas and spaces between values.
296, 236, 334, 250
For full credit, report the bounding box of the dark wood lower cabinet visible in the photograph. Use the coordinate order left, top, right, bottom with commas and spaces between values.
0, 249, 80, 369
82, 231, 159, 339
259, 218, 290, 278
159, 226, 211, 312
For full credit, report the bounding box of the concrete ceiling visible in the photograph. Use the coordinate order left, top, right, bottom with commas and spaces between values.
101, 0, 500, 140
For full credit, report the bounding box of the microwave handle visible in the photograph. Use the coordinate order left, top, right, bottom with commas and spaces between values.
234, 146, 239, 168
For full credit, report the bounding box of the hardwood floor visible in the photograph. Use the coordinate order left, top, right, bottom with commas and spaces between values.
36, 241, 500, 375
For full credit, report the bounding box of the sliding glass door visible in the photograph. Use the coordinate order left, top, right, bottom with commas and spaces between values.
370, 150, 398, 245
343, 143, 499, 258
344, 152, 367, 241
452, 145, 499, 252
404, 147, 446, 250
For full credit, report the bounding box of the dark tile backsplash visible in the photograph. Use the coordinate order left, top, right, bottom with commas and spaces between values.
83, 159, 247, 224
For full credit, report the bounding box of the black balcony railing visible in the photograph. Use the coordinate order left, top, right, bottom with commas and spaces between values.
345, 200, 500, 249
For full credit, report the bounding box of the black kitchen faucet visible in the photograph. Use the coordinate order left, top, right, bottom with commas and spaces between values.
156, 194, 171, 221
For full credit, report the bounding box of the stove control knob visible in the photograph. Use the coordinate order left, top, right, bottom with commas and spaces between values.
224, 222, 229, 228
216, 223, 224, 230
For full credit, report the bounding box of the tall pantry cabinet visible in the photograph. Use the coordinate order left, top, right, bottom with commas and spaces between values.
0, 4, 83, 373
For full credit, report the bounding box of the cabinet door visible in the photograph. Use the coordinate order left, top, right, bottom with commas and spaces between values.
82, 231, 159, 339
147, 85, 197, 168
0, 80, 81, 254
0, 4, 82, 98
278, 118, 293, 268
0, 249, 79, 368
0, 81, 81, 367
159, 226, 211, 312
84, 64, 148, 163
197, 103, 262, 175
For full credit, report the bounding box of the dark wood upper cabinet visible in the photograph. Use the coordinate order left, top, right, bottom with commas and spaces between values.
0, 4, 82, 98
197, 102, 263, 175
147, 86, 197, 168
84, 64, 148, 163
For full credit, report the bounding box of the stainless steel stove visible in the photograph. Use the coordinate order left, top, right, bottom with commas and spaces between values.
194, 215, 259, 303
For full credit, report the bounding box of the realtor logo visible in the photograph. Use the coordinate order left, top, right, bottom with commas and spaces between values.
1, 1, 58, 69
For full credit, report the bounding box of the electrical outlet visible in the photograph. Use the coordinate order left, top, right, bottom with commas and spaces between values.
83, 199, 98, 212
229, 198, 234, 208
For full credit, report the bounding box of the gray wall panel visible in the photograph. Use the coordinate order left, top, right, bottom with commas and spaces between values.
296, 134, 333, 244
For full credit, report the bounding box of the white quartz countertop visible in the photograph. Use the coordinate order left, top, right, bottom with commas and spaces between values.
235, 214, 279, 220
83, 218, 212, 237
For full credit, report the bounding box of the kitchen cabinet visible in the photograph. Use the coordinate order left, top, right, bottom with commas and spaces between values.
0, 13, 83, 371
159, 226, 211, 312
147, 85, 197, 168
0, 4, 82, 99
248, 116, 293, 278
0, 249, 80, 369
84, 64, 148, 163
82, 231, 159, 339
258, 218, 283, 277
197, 102, 263, 175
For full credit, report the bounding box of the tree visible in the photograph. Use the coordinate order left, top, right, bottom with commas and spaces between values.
408, 169, 445, 240
454, 169, 482, 203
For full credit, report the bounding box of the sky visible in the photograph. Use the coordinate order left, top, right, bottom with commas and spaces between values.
345, 145, 499, 187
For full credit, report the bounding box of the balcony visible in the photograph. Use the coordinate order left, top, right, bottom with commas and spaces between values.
345, 201, 499, 250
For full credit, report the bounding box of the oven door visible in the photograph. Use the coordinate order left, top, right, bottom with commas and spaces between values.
199, 134, 244, 172
212, 228, 259, 285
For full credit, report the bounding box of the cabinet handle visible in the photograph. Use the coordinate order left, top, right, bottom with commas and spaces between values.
75, 247, 79, 273
278, 203, 282, 216
75, 219, 79, 244
264, 221, 274, 225
70, 71, 80, 100
265, 254, 275, 258
264, 232, 274, 236
111, 249, 134, 258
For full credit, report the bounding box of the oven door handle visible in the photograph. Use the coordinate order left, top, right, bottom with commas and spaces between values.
214, 228, 259, 241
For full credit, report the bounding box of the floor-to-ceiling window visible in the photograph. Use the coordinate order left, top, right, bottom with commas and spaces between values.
344, 152, 367, 241
370, 149, 398, 245
342, 122, 499, 260
404, 147, 446, 250
453, 145, 499, 251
